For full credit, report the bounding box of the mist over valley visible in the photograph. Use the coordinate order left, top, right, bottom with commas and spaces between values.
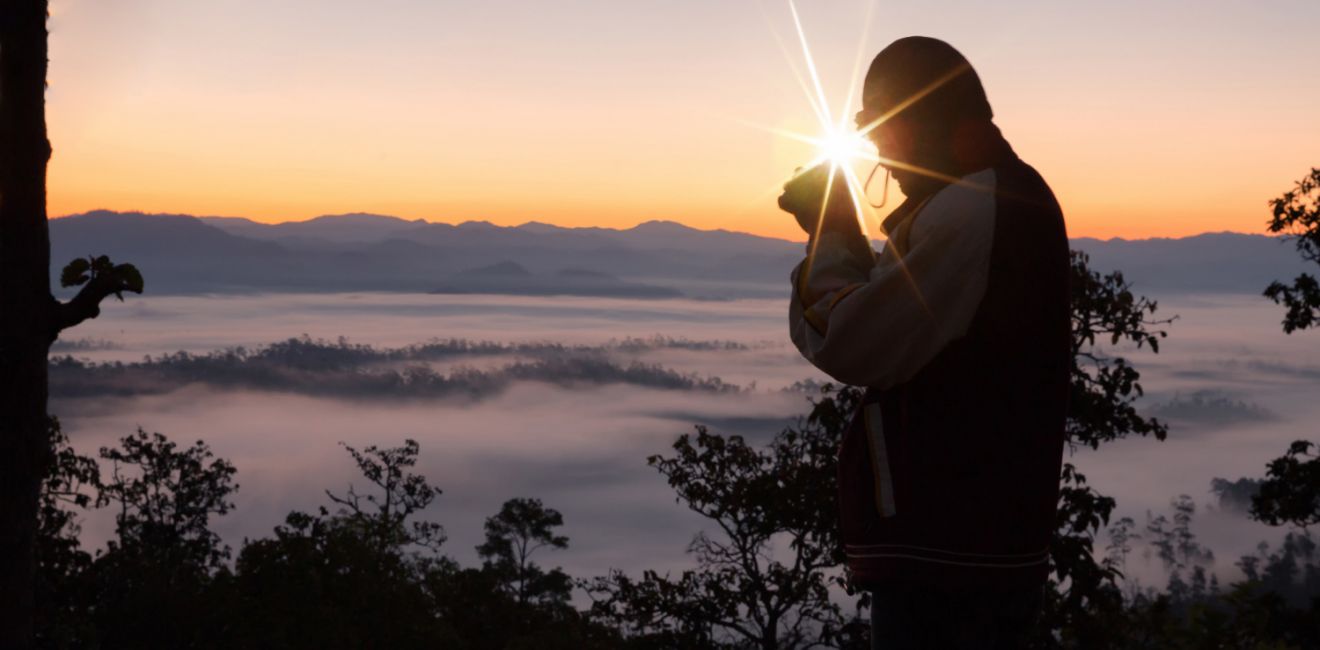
45, 287, 1320, 589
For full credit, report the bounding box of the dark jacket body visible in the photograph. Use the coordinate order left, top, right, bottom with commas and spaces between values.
836, 157, 1071, 590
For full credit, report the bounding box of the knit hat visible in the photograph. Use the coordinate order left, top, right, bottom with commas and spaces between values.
862, 36, 993, 126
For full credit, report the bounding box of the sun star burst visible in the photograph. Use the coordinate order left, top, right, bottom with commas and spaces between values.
758, 0, 951, 316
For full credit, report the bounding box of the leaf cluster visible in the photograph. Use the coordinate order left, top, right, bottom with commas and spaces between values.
1251, 440, 1320, 528
326, 439, 446, 554
1264, 167, 1320, 333
476, 497, 572, 607
1066, 250, 1172, 451
97, 428, 238, 569
59, 254, 143, 301
583, 386, 866, 649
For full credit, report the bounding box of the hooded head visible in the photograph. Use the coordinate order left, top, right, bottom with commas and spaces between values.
856, 37, 1009, 198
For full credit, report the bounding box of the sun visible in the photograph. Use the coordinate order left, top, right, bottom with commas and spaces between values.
740, 0, 955, 314
770, 0, 885, 235
816, 126, 873, 170
756, 0, 957, 231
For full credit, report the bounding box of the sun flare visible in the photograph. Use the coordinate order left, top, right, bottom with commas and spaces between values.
755, 0, 970, 243
771, 0, 887, 239
816, 127, 873, 170
759, 0, 946, 311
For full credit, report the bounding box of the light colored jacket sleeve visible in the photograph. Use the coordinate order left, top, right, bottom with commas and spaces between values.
789, 169, 997, 388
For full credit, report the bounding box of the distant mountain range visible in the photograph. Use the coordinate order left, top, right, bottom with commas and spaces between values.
48, 210, 1312, 299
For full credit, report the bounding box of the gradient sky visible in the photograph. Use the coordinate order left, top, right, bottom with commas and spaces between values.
47, 0, 1320, 240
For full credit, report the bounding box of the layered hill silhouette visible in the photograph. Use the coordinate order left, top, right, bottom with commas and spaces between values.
49, 210, 1310, 299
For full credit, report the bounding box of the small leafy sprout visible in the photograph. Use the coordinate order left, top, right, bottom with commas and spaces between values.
60, 254, 144, 301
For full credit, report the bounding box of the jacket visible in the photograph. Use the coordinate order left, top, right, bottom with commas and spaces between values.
789, 151, 1070, 590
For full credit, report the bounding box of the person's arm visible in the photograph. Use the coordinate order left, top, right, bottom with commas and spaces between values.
789, 173, 996, 388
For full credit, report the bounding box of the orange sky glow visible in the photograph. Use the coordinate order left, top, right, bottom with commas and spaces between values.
46, 0, 1320, 241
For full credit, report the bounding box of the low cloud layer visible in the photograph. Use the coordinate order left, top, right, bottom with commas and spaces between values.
49, 291, 1320, 587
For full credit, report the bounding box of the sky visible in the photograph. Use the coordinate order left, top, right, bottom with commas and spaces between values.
46, 0, 1320, 240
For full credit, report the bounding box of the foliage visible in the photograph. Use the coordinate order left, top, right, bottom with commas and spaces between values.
33, 417, 99, 649
59, 254, 144, 301
96, 428, 238, 569
427, 498, 609, 649
1251, 440, 1320, 528
1264, 167, 1320, 333
234, 440, 610, 649
223, 437, 470, 647
230, 508, 460, 648
1038, 463, 1128, 647
1023, 252, 1176, 648
1209, 476, 1262, 515
477, 497, 572, 607
1145, 496, 1215, 573
1066, 251, 1171, 451
1143, 496, 1218, 607
584, 387, 867, 650
325, 438, 446, 554
90, 430, 238, 648
35, 417, 98, 579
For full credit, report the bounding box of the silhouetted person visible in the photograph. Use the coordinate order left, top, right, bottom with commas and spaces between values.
780, 37, 1069, 649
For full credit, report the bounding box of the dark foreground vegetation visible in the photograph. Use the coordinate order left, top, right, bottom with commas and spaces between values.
34, 395, 1319, 650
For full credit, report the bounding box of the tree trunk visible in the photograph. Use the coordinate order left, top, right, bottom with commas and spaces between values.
0, 1, 55, 648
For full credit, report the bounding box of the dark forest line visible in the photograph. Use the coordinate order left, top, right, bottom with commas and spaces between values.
49, 336, 751, 401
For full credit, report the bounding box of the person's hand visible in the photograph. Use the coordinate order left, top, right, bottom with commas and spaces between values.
778, 164, 864, 240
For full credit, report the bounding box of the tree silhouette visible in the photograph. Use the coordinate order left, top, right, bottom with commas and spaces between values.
420, 497, 609, 649
232, 510, 457, 648
585, 388, 867, 650
325, 438, 446, 554
1250, 440, 1320, 529
1264, 167, 1320, 333
477, 497, 572, 608
1065, 251, 1171, 450
232, 440, 610, 649
1144, 495, 1218, 607
1253, 169, 1320, 629
1035, 251, 1174, 648
82, 429, 236, 648
230, 438, 457, 648
1, 3, 142, 645
33, 417, 99, 647
1237, 530, 1320, 611
97, 429, 238, 569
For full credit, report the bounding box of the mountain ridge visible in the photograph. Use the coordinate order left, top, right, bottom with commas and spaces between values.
49, 210, 1310, 298
59, 209, 1274, 246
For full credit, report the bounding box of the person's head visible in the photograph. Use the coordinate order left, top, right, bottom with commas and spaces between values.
855, 37, 995, 194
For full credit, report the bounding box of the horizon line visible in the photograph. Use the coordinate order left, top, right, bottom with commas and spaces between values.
51, 208, 1276, 244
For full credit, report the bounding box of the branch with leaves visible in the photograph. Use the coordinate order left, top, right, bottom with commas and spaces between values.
584, 388, 866, 650
325, 439, 446, 554
1066, 250, 1173, 451
52, 255, 144, 338
1251, 441, 1320, 529
1264, 167, 1320, 333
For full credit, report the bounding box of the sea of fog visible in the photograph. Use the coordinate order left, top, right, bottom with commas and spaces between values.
48, 291, 1320, 591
